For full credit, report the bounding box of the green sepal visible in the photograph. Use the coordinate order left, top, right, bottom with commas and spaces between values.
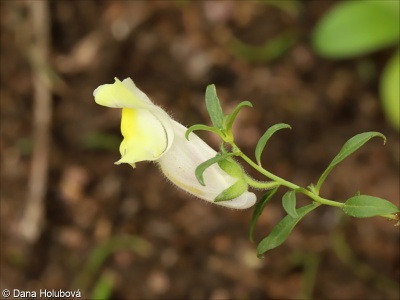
195, 153, 234, 186
255, 123, 291, 166
315, 132, 386, 193
217, 157, 245, 179
205, 84, 224, 129
249, 187, 279, 243
185, 124, 222, 141
214, 179, 248, 203
342, 195, 400, 218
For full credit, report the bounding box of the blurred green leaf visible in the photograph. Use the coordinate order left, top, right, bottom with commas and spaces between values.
249, 187, 279, 243
205, 84, 224, 129
73, 236, 151, 291
381, 51, 400, 130
315, 132, 386, 192
257, 203, 319, 255
91, 271, 116, 300
261, 0, 302, 18
81, 133, 120, 151
228, 31, 298, 62
195, 153, 234, 186
16, 138, 33, 155
343, 195, 400, 218
313, 0, 399, 58
282, 190, 298, 218
255, 123, 291, 166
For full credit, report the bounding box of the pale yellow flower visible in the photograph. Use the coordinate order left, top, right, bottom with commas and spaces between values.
94, 78, 256, 209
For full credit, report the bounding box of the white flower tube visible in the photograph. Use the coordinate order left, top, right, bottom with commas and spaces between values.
93, 78, 256, 209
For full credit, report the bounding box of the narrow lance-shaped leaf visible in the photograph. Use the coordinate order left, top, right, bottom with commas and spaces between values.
315, 132, 386, 192
223, 101, 253, 131
282, 190, 298, 218
205, 84, 224, 129
185, 124, 222, 141
257, 203, 319, 256
255, 123, 291, 166
249, 187, 279, 243
195, 153, 234, 186
342, 195, 400, 218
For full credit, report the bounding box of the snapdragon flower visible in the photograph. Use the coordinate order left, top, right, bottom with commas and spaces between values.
93, 78, 256, 209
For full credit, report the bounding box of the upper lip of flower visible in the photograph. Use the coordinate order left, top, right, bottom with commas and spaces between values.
93, 77, 175, 166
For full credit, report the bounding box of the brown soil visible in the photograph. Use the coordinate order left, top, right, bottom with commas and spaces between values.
1, 1, 399, 299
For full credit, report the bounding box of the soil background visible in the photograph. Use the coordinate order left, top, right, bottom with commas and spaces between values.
1, 1, 399, 299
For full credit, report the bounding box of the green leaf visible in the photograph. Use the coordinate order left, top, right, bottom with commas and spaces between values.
312, 1, 399, 58
185, 124, 222, 140
255, 123, 291, 166
91, 271, 115, 300
81, 133, 120, 151
195, 153, 234, 186
72, 236, 151, 290
227, 31, 298, 62
381, 50, 400, 130
205, 84, 224, 129
342, 195, 400, 218
214, 179, 248, 202
223, 101, 253, 131
282, 190, 298, 218
316, 132, 386, 192
257, 203, 319, 255
249, 187, 279, 243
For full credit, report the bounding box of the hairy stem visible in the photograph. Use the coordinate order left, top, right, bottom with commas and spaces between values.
244, 175, 280, 190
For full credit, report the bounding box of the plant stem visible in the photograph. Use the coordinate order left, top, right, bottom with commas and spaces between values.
232, 143, 399, 222
244, 175, 280, 190
236, 147, 345, 208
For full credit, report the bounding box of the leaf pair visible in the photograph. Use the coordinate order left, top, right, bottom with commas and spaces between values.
186, 85, 252, 143
253, 193, 400, 256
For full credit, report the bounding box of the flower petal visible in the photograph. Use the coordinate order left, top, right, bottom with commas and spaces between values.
158, 120, 256, 209
116, 108, 172, 166
121, 78, 154, 105
94, 77, 175, 167
93, 77, 151, 109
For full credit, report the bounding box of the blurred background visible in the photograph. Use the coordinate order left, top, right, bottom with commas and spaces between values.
1, 1, 399, 299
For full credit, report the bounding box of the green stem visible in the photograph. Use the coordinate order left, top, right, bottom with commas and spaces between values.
236, 147, 345, 208
244, 175, 280, 190
379, 213, 399, 221
232, 143, 398, 221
